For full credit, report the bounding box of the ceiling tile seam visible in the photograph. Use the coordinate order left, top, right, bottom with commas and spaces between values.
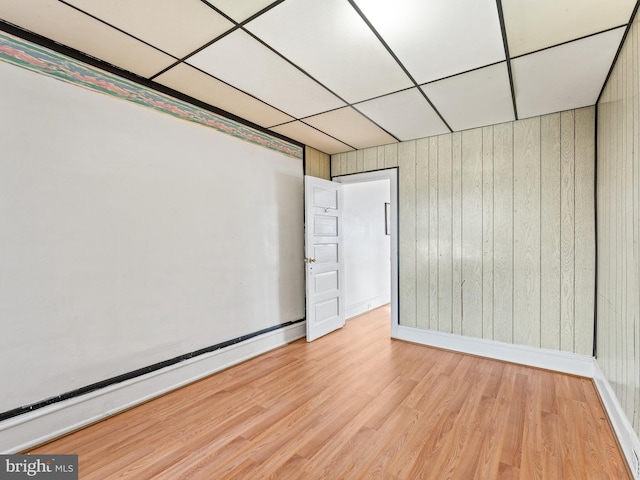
150, 1, 289, 81
418, 60, 506, 87
198, 0, 237, 24
495, 0, 518, 121
0, 21, 305, 151
235, 0, 288, 28
295, 104, 400, 143
295, 119, 358, 151
596, 0, 640, 104
56, 0, 179, 65
350, 85, 417, 106
510, 24, 630, 61
0, 19, 160, 86
240, 28, 351, 106
148, 24, 244, 80
159, 62, 297, 121
349, 105, 401, 142
347, 0, 453, 133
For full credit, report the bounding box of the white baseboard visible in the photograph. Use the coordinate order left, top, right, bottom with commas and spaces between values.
394, 325, 596, 377
394, 325, 640, 478
0, 322, 305, 454
592, 362, 640, 479
346, 295, 390, 319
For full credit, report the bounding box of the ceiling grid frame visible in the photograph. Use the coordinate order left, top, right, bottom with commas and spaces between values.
0, 0, 636, 154
347, 0, 453, 133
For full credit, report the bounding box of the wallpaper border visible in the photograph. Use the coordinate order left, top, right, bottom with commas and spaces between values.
0, 31, 303, 160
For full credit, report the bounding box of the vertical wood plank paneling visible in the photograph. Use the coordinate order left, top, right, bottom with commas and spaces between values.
330, 153, 341, 177
356, 149, 364, 173
306, 147, 318, 178
331, 109, 600, 398
335, 152, 349, 176
634, 16, 640, 433
596, 9, 640, 440
513, 117, 541, 348
385, 144, 398, 168
428, 137, 439, 330
574, 107, 596, 356
540, 113, 562, 351
363, 147, 377, 172
482, 126, 494, 340
321, 152, 330, 180
346, 150, 357, 175
306, 147, 330, 180
451, 132, 463, 336
493, 122, 514, 344
622, 43, 634, 413
461, 128, 483, 339
399, 141, 417, 328
415, 138, 430, 330
438, 135, 453, 333
614, 52, 623, 402
377, 146, 386, 170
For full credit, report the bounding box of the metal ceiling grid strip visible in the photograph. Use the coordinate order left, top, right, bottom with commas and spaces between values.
298, 103, 401, 143
241, 28, 349, 106
0, 24, 304, 157
239, 28, 401, 143
149, 1, 286, 81
171, 62, 297, 127
347, 0, 453, 133
418, 60, 506, 88
495, 0, 518, 120
298, 120, 358, 151
148, 26, 240, 80
511, 24, 631, 61
596, 1, 639, 104
57, 0, 178, 66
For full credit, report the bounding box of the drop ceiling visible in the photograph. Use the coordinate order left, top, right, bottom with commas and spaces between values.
0, 0, 636, 154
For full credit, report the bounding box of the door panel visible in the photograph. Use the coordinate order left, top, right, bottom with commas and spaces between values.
305, 176, 345, 341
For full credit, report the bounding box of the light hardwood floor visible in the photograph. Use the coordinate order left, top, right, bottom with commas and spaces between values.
30, 306, 630, 479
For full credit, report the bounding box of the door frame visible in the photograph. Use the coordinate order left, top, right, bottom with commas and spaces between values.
332, 168, 399, 338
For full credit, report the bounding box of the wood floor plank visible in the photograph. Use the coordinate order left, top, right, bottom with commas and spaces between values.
29, 305, 631, 479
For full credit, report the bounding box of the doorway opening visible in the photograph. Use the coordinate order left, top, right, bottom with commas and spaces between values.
333, 169, 399, 338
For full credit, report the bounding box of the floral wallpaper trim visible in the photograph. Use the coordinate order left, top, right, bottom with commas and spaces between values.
0, 31, 303, 160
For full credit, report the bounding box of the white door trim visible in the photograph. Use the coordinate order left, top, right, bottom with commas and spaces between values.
333, 168, 399, 338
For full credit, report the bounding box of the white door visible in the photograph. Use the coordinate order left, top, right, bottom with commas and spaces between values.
304, 176, 345, 341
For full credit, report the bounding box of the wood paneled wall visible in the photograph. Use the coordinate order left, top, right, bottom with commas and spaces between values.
305, 146, 330, 180
331, 108, 596, 356
597, 9, 640, 437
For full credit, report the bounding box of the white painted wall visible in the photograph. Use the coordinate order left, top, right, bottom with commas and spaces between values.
0, 59, 304, 416
342, 180, 390, 318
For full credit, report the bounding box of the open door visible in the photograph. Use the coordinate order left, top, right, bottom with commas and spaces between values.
304, 176, 345, 342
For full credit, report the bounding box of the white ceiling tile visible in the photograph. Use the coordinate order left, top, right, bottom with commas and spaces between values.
245, 0, 413, 103
154, 64, 294, 128
355, 0, 506, 84
513, 28, 625, 119
304, 107, 397, 150
422, 63, 515, 132
270, 121, 353, 155
187, 30, 345, 119
64, 0, 234, 58
503, 0, 635, 57
0, 0, 175, 77
205, 0, 276, 23
355, 88, 449, 141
